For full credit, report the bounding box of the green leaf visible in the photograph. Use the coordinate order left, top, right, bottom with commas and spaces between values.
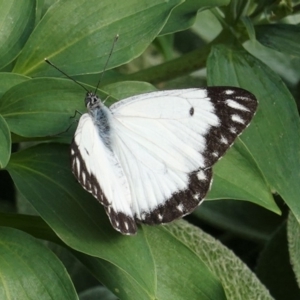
0, 73, 29, 98
0, 213, 59, 242
256, 222, 300, 299
77, 225, 226, 300
6, 144, 225, 300
166, 220, 273, 299
208, 141, 278, 213
0, 227, 78, 300
0, 0, 35, 69
287, 212, 300, 289
0, 115, 11, 168
161, 0, 230, 35
194, 200, 283, 242
207, 44, 300, 224
13, 0, 182, 77
255, 24, 300, 57
0, 78, 90, 137
192, 9, 222, 42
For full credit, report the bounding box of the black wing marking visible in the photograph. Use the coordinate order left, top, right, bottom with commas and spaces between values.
71, 139, 137, 235
137, 168, 213, 224
203, 87, 257, 167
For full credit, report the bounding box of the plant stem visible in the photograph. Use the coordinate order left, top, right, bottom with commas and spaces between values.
111, 33, 227, 85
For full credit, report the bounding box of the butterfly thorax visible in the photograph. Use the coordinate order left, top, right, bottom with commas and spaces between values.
85, 92, 111, 148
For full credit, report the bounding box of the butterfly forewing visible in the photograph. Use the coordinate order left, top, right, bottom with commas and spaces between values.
71, 87, 257, 235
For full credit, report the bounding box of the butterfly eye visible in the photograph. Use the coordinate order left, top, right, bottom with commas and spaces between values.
85, 93, 99, 107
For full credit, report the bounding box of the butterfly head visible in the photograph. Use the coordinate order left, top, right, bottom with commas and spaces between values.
85, 92, 102, 109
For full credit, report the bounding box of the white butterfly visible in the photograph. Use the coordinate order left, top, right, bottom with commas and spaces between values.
70, 87, 257, 235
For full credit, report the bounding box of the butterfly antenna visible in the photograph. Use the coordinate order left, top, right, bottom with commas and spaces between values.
94, 34, 119, 94
44, 58, 90, 93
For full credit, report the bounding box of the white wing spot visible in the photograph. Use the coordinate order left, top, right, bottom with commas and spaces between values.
197, 170, 206, 181
71, 149, 75, 155
141, 212, 147, 220
230, 127, 237, 134
177, 204, 184, 212
87, 181, 91, 190
225, 90, 234, 95
220, 135, 228, 144
94, 186, 98, 195
82, 172, 86, 184
236, 96, 249, 101
158, 214, 163, 221
116, 221, 120, 227
124, 222, 129, 230
193, 193, 200, 200
226, 99, 249, 111
231, 114, 245, 124
212, 151, 219, 157
107, 206, 111, 213
75, 158, 80, 174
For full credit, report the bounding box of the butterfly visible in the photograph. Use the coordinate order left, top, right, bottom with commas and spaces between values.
70, 87, 257, 235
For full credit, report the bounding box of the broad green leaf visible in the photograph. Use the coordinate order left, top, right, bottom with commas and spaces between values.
166, 220, 273, 299
35, 0, 58, 25
256, 24, 300, 57
192, 9, 222, 42
194, 200, 283, 242
0, 115, 11, 168
208, 141, 278, 213
0, 73, 29, 98
13, 0, 182, 77
77, 225, 226, 300
256, 223, 300, 299
76, 255, 153, 300
0, 78, 90, 137
287, 212, 300, 289
0, 0, 35, 69
244, 39, 300, 85
0, 213, 59, 242
6, 144, 225, 300
142, 226, 225, 299
207, 45, 300, 223
0, 227, 78, 300
161, 0, 230, 35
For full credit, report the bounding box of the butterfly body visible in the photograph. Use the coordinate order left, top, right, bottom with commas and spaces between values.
71, 88, 257, 235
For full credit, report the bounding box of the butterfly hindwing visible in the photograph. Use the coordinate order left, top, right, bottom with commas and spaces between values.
71, 113, 137, 235
139, 168, 213, 224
